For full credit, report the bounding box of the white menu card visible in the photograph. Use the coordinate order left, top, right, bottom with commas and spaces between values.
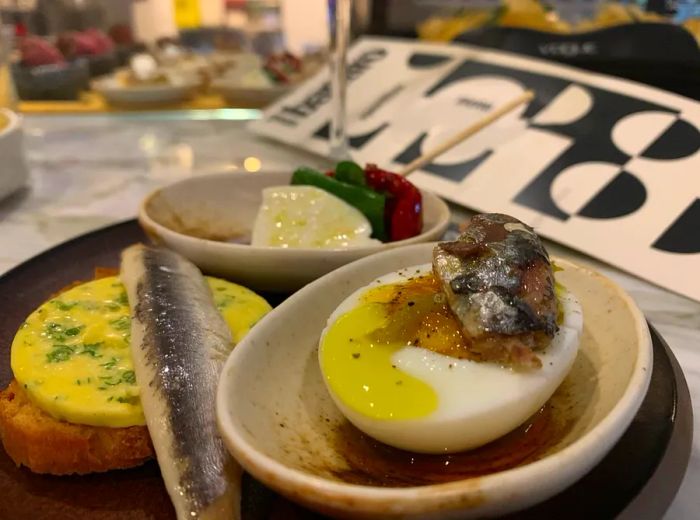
251, 37, 700, 302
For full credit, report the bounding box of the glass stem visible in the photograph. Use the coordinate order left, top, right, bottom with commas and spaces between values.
329, 0, 351, 160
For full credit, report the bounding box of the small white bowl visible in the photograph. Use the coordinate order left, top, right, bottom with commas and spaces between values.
216, 244, 652, 519
93, 75, 198, 107
139, 171, 451, 292
0, 109, 28, 201
212, 80, 290, 107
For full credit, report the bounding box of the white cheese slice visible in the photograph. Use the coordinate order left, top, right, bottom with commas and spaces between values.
251, 185, 380, 249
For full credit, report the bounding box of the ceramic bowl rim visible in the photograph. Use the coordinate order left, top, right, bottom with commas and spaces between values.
138, 171, 452, 256
216, 244, 653, 514
211, 79, 291, 94
0, 108, 20, 139
92, 75, 199, 94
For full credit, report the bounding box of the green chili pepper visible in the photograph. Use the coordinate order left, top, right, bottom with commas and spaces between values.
334, 161, 367, 187
291, 167, 387, 240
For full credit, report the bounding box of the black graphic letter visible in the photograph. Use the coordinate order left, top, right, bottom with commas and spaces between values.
653, 199, 700, 253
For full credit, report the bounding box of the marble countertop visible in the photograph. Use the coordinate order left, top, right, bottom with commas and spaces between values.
0, 112, 696, 519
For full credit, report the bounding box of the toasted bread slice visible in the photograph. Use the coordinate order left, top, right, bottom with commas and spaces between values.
0, 379, 153, 475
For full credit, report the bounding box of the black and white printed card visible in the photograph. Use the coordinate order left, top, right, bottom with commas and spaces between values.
250, 37, 700, 302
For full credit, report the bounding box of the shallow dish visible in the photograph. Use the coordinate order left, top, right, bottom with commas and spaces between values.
212, 80, 290, 107
92, 75, 198, 107
12, 59, 89, 100
138, 172, 451, 292
0, 109, 28, 201
216, 243, 653, 519
86, 52, 118, 78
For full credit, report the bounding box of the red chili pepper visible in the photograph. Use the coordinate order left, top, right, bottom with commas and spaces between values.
263, 62, 290, 84
364, 164, 422, 241
282, 51, 302, 72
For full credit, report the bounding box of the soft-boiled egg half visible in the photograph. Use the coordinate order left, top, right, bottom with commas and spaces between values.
251, 186, 379, 249
319, 263, 583, 454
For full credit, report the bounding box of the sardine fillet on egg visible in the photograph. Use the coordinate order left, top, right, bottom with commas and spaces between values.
121, 245, 240, 520
433, 213, 559, 370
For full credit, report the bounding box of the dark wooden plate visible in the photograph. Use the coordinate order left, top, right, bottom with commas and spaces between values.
0, 220, 692, 519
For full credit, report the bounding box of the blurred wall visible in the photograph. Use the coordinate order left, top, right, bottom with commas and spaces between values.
132, 0, 177, 41
280, 0, 328, 54
101, 0, 131, 27
199, 0, 224, 26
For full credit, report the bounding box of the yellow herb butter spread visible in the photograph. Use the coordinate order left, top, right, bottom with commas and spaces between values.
11, 276, 270, 428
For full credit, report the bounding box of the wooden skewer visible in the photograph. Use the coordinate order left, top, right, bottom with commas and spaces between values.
399, 90, 535, 176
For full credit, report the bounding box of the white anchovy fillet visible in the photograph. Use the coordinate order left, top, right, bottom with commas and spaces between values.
121, 245, 240, 520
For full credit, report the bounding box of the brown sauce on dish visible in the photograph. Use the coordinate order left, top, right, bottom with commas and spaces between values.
365, 274, 479, 360
146, 196, 250, 243
331, 398, 574, 487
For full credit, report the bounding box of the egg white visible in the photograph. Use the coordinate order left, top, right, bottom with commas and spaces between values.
320, 263, 583, 454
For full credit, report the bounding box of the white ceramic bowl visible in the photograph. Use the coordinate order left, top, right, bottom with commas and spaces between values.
92, 75, 198, 106
139, 171, 451, 292
0, 109, 28, 201
217, 244, 652, 519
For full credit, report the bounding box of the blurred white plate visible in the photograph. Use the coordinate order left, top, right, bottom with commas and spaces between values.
92, 75, 198, 107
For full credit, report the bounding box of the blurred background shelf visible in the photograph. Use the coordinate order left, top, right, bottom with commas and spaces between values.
17, 91, 236, 113
1, 0, 699, 105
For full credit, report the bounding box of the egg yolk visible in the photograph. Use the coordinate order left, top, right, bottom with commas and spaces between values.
321, 274, 475, 421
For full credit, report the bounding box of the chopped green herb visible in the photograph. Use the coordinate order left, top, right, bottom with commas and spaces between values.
79, 343, 103, 358
116, 395, 139, 405
116, 292, 129, 306
107, 396, 114, 402
64, 326, 83, 337
104, 303, 121, 311
98, 376, 121, 386
121, 370, 136, 385
99, 357, 118, 369
46, 345, 75, 363
215, 287, 226, 292
45, 322, 66, 341
109, 316, 131, 331
53, 300, 77, 311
